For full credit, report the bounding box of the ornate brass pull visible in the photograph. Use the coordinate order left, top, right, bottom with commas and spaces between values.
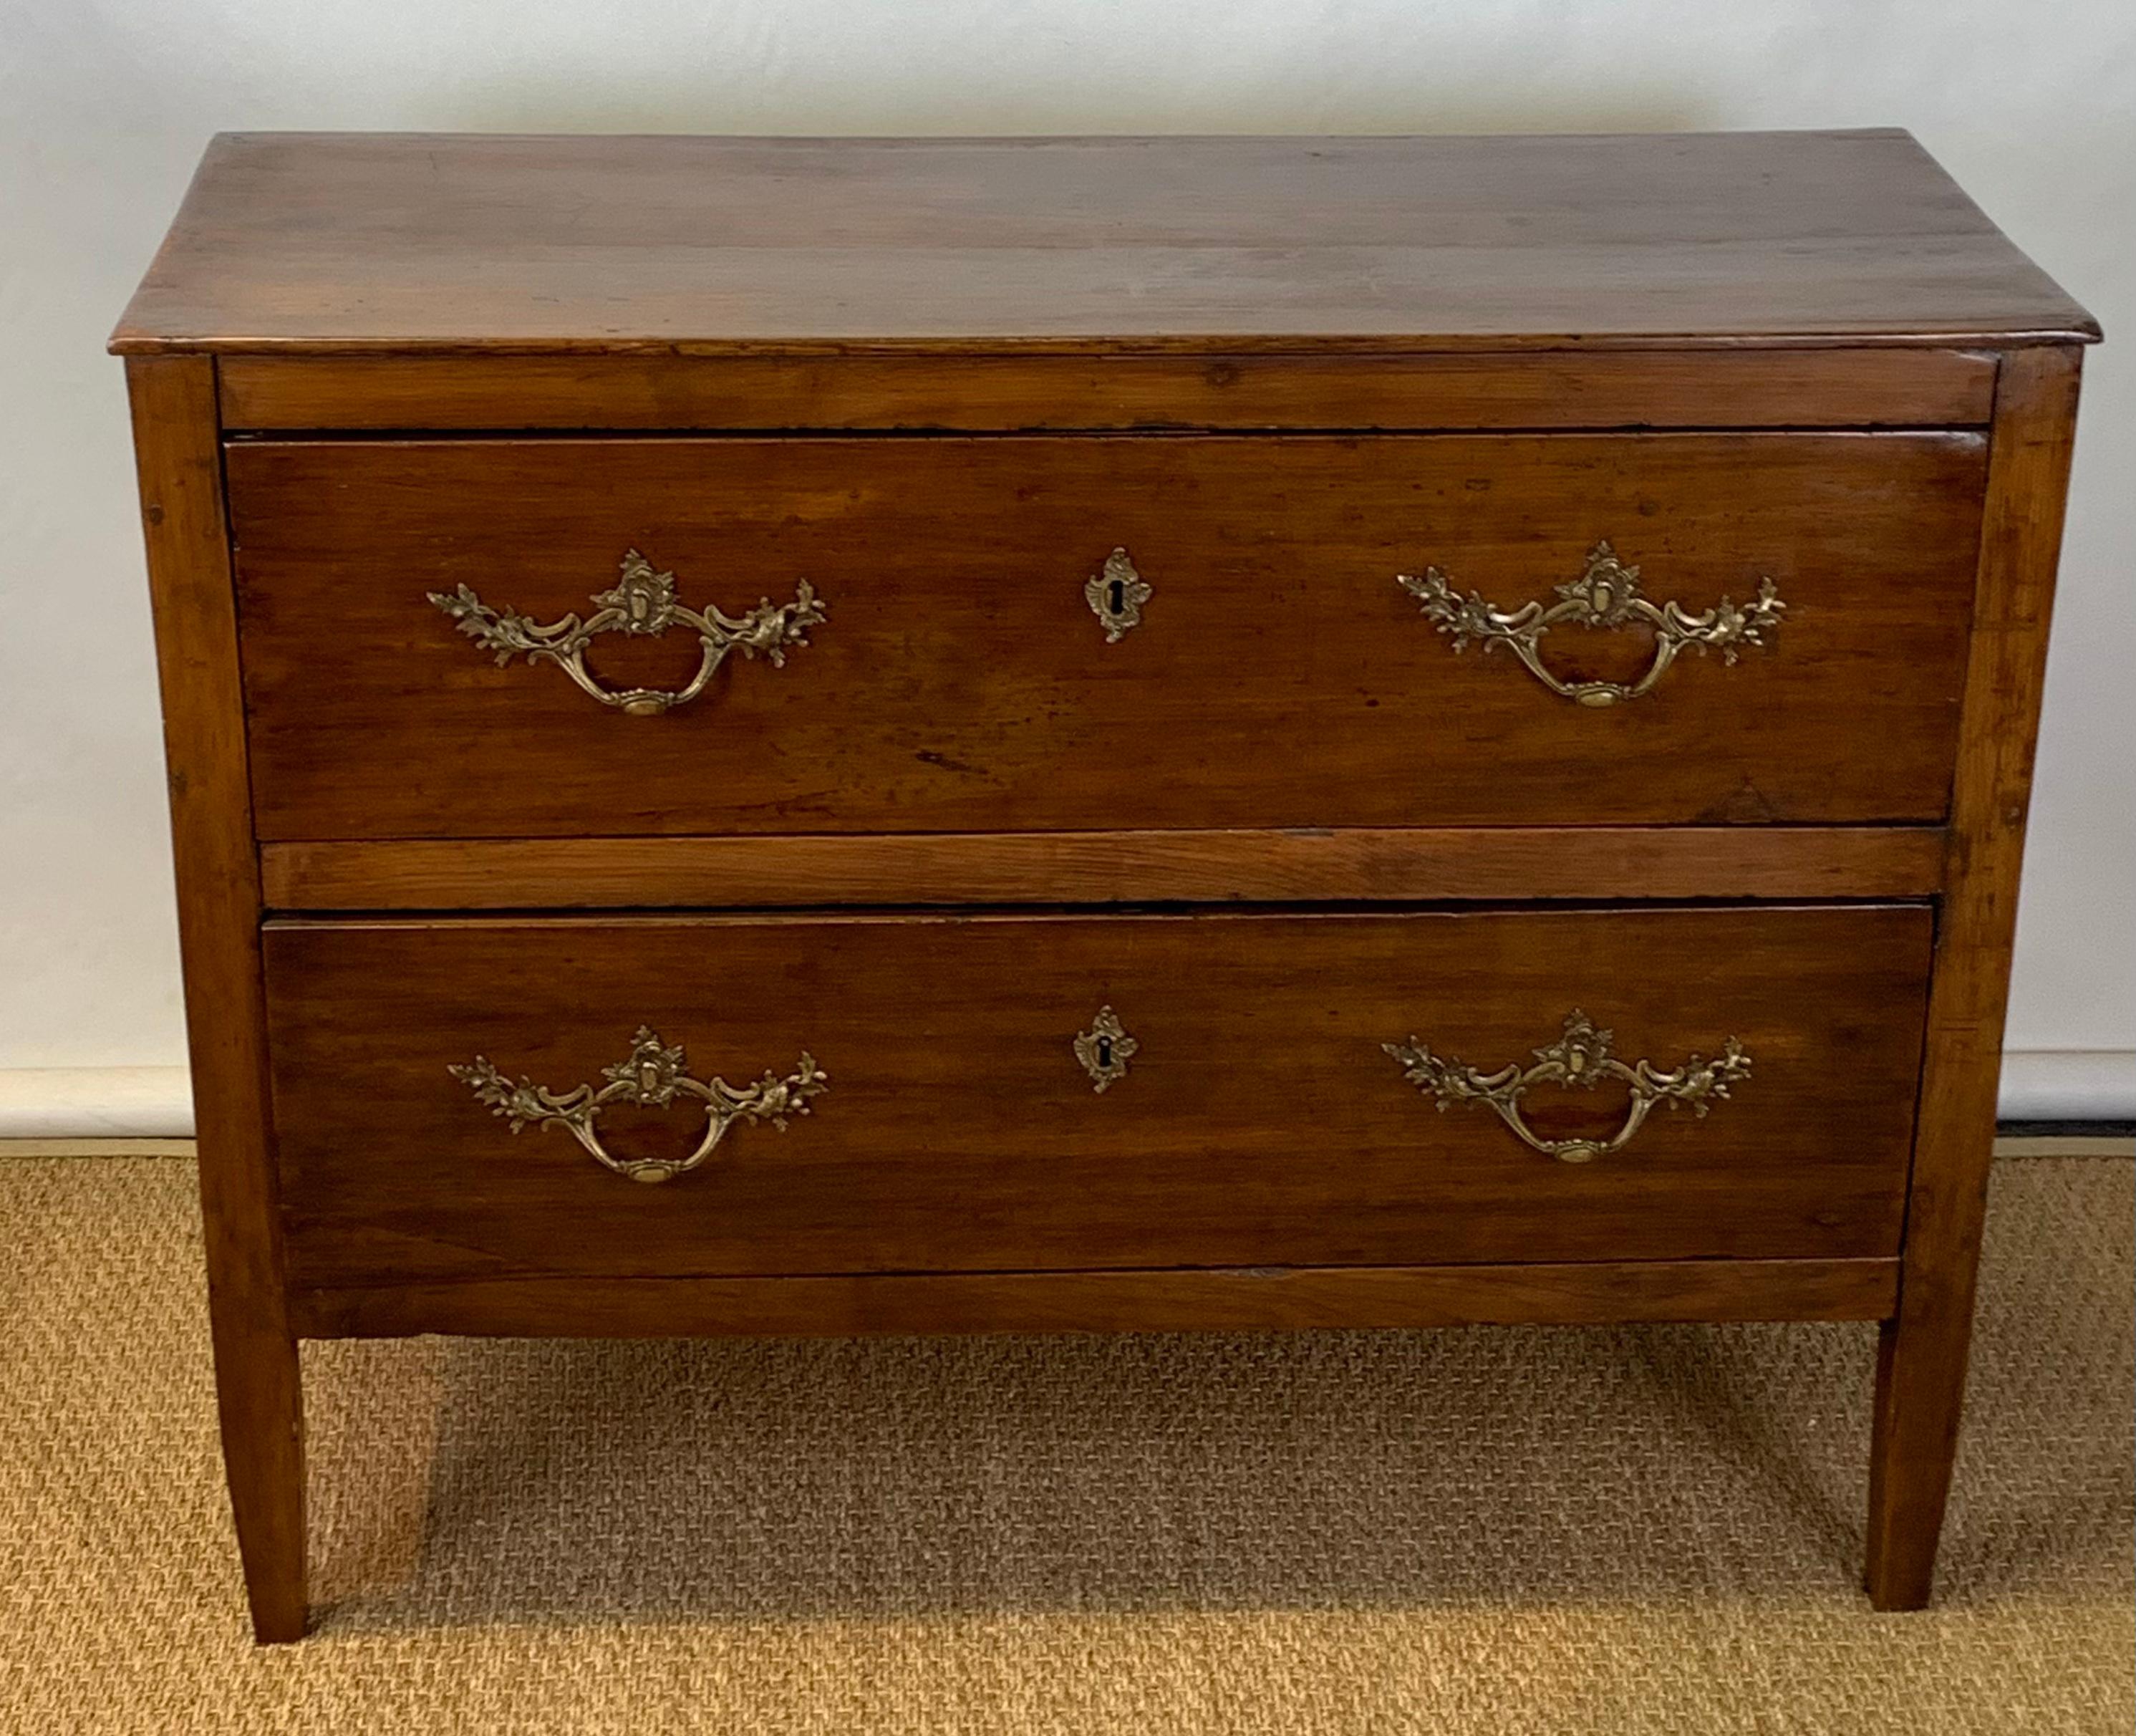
429, 549, 825, 716
448, 1026, 826, 1185
1396, 541, 1784, 707
1383, 1011, 1751, 1164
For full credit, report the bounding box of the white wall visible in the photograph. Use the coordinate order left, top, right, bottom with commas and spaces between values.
1, 0, 2130, 1128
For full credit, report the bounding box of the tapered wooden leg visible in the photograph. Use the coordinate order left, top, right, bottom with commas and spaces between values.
128, 357, 309, 1641
206, 1301, 308, 1641
1860, 347, 2084, 1613
1864, 1255, 1983, 1610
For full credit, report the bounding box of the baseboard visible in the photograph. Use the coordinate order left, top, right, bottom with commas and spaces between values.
0, 1051, 2128, 1139
1996, 1050, 2135, 1122
0, 1068, 193, 1138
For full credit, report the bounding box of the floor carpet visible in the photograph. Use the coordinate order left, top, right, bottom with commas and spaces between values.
1, 1152, 2130, 1735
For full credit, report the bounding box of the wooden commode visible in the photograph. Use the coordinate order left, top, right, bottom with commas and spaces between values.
112, 130, 2097, 1640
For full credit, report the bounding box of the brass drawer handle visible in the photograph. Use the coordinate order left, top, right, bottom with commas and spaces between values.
1383, 1011, 1751, 1164
448, 1025, 826, 1185
429, 549, 825, 717
1396, 540, 1784, 708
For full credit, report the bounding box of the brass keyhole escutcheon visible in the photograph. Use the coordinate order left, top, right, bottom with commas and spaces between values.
1084, 548, 1151, 642
1074, 1006, 1139, 1092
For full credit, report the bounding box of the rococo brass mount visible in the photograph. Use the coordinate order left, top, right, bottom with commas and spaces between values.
1384, 1011, 1752, 1163
1397, 540, 1785, 707
1084, 547, 1150, 642
448, 1026, 826, 1184
430, 549, 826, 716
1073, 1006, 1139, 1091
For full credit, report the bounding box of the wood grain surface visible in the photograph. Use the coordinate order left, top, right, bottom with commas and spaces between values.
111, 132, 2097, 354
291, 1258, 1901, 1339
258, 825, 1948, 912
226, 433, 1987, 839
215, 348, 2000, 432
262, 906, 1934, 1291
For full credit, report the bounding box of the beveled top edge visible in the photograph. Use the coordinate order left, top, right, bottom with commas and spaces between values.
112, 130, 2101, 356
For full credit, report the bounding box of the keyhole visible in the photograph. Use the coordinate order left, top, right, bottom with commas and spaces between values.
1096, 1036, 1114, 1067
1107, 578, 1126, 616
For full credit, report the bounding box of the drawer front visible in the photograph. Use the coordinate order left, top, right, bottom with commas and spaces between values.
264, 906, 1932, 1290
227, 434, 1984, 839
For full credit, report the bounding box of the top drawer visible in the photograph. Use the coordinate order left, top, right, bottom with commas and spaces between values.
226, 433, 1984, 840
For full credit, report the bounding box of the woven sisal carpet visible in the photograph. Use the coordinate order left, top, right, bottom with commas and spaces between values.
2, 1152, 2129, 1735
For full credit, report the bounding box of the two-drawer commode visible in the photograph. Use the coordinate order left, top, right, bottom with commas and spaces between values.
114, 130, 2097, 1639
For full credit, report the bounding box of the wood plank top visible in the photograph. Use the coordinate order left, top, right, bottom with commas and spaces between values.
110, 130, 2097, 356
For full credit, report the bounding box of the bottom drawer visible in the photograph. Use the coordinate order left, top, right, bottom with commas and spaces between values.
263, 906, 1932, 1289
